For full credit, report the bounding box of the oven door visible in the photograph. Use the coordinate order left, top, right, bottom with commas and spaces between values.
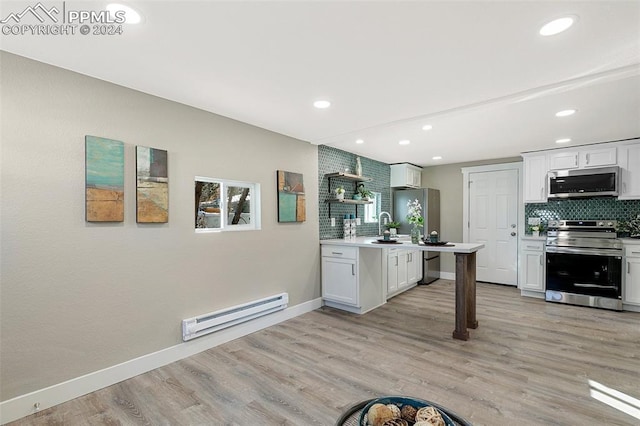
545, 247, 622, 299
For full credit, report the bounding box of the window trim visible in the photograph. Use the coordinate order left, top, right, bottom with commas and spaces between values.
195, 176, 261, 233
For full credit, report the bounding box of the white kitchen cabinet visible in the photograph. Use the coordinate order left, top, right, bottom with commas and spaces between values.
520, 239, 545, 294
523, 154, 547, 203
618, 142, 640, 200
387, 248, 407, 295
624, 244, 640, 306
322, 245, 385, 314
322, 256, 358, 306
548, 151, 579, 170
387, 248, 421, 297
406, 249, 420, 285
391, 163, 422, 188
579, 146, 617, 168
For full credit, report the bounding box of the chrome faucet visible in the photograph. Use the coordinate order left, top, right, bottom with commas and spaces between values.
379, 211, 392, 236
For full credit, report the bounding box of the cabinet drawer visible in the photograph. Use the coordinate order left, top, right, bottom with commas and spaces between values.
322, 245, 358, 259
625, 246, 640, 258
522, 240, 544, 252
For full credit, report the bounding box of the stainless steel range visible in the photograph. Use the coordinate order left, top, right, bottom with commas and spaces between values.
545, 219, 623, 311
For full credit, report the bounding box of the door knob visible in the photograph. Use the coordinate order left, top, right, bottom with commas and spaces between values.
511, 232, 517, 236
511, 224, 516, 228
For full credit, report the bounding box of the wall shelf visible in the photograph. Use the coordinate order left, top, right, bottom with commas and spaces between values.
324, 172, 373, 182
325, 173, 374, 218
325, 199, 373, 205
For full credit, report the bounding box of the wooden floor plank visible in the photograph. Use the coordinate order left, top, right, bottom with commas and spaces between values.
8, 281, 640, 426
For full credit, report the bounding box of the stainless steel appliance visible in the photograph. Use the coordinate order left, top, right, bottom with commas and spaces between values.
548, 166, 619, 199
393, 188, 440, 284
545, 219, 623, 310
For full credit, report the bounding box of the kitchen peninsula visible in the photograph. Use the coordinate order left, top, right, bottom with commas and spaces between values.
320, 237, 485, 340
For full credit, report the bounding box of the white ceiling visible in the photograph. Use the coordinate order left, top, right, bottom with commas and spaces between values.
2, 0, 639, 166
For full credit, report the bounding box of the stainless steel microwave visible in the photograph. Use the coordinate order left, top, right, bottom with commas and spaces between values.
548, 166, 619, 199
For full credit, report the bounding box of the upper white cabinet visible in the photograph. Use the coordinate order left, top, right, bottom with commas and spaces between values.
523, 154, 547, 203
548, 151, 579, 170
579, 146, 617, 168
391, 163, 422, 188
619, 142, 640, 199
548, 146, 617, 170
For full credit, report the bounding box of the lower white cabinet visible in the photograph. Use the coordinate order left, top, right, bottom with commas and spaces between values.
624, 244, 640, 306
387, 248, 420, 297
407, 250, 420, 284
520, 239, 545, 294
321, 244, 385, 314
322, 256, 358, 306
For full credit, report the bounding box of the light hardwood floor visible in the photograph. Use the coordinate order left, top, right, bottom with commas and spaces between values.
9, 281, 640, 425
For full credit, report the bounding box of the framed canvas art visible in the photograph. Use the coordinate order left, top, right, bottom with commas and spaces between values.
85, 135, 124, 222
277, 170, 305, 222
136, 146, 169, 223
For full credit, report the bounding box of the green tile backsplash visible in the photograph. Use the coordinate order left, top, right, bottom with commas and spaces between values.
525, 198, 640, 229
318, 145, 390, 239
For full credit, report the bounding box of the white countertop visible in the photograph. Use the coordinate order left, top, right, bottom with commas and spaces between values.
621, 238, 640, 245
320, 237, 484, 253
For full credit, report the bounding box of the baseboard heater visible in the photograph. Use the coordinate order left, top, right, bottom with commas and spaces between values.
182, 292, 289, 341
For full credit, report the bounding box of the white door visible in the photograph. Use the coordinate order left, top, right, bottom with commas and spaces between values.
468, 169, 519, 285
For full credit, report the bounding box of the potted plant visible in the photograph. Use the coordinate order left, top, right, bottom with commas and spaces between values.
334, 185, 345, 200
407, 199, 424, 243
385, 221, 401, 236
618, 215, 640, 238
529, 224, 542, 237
357, 184, 374, 201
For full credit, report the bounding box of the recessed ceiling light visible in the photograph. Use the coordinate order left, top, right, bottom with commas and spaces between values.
422, 124, 433, 131
106, 3, 142, 24
355, 139, 364, 144
556, 138, 572, 144
432, 156, 442, 160
539, 16, 575, 36
313, 100, 331, 109
398, 140, 411, 145
556, 109, 577, 117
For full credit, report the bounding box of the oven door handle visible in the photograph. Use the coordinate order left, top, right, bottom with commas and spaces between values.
545, 246, 622, 257
574, 283, 618, 290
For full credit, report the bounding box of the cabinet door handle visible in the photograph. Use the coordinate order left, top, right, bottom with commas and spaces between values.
332, 252, 343, 255
526, 245, 539, 249
623, 182, 627, 193
632, 251, 640, 255
396, 257, 399, 266
586, 153, 590, 165
352, 264, 355, 276
628, 262, 631, 274
540, 256, 543, 266
540, 187, 543, 198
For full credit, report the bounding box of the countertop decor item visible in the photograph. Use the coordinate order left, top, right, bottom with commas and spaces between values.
407, 199, 424, 244
618, 215, 640, 238
335, 185, 345, 200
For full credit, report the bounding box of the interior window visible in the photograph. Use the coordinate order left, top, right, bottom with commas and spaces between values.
195, 177, 260, 232
364, 191, 381, 223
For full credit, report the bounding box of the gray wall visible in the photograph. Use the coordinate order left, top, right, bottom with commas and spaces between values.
0, 52, 320, 400
421, 157, 521, 274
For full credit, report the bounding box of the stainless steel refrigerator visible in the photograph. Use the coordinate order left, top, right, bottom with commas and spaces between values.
393, 188, 441, 284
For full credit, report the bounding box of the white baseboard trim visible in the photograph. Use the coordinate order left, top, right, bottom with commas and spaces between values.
439, 272, 455, 280
0, 297, 323, 425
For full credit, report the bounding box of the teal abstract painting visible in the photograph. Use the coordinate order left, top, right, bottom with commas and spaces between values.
85, 135, 124, 222
277, 170, 305, 222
